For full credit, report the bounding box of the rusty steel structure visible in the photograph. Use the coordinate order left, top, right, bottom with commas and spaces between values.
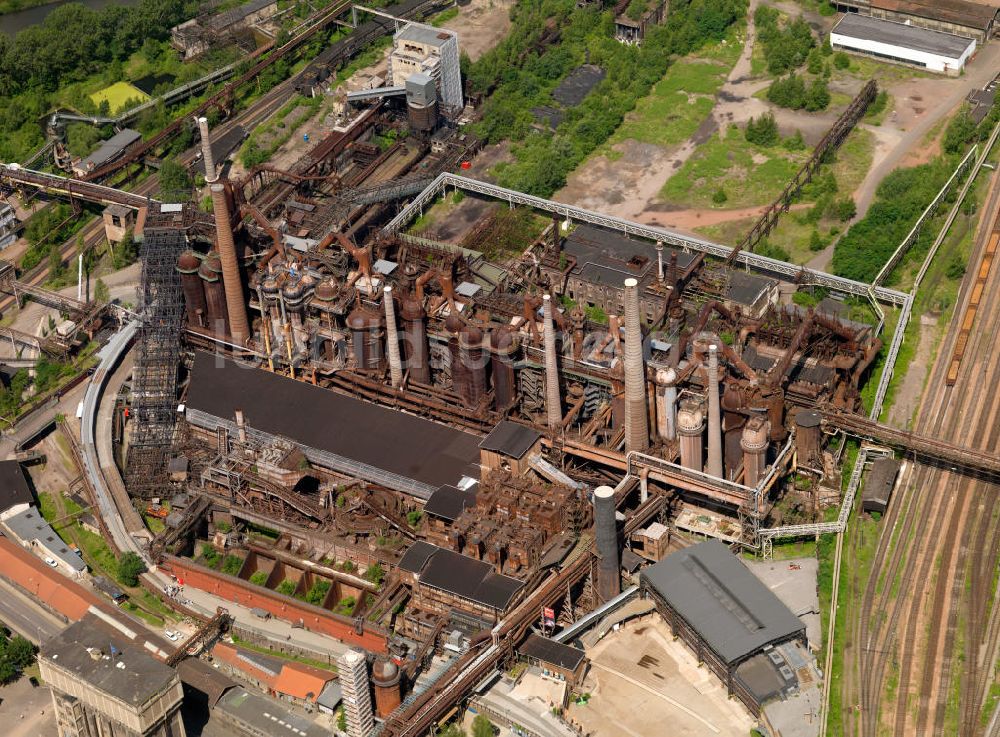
727, 80, 878, 266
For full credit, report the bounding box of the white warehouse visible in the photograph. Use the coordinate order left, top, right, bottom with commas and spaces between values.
830, 14, 976, 76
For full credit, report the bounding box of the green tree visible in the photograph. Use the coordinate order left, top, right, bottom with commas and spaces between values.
336, 708, 347, 731
712, 187, 728, 204
808, 229, 825, 252
804, 78, 830, 112
158, 158, 191, 197
943, 110, 977, 154
117, 551, 147, 586
6, 636, 35, 671
745, 111, 779, 146
47, 242, 63, 278
94, 278, 110, 303
833, 51, 850, 69
112, 231, 139, 269
472, 715, 495, 737
828, 197, 856, 222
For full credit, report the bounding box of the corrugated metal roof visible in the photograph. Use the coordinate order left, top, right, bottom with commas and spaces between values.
871, 0, 997, 31
479, 421, 542, 459
518, 634, 586, 671
833, 14, 977, 59
641, 540, 804, 665
0, 459, 32, 513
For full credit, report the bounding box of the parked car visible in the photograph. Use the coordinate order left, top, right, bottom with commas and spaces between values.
43, 557, 58, 569
164, 630, 180, 642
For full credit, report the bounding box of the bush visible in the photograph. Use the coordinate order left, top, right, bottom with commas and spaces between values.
745, 111, 779, 147
712, 187, 729, 204
809, 229, 825, 251
276, 579, 297, 596
945, 253, 966, 279
406, 510, 423, 527
944, 109, 977, 154
305, 579, 332, 606
783, 130, 805, 150
767, 73, 807, 110
221, 555, 243, 576
117, 551, 147, 587
364, 563, 385, 586
828, 197, 857, 222
833, 51, 850, 69
804, 79, 831, 112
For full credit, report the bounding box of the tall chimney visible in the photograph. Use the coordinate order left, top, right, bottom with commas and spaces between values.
234, 409, 247, 444
383, 286, 403, 388
654, 368, 677, 441
707, 344, 723, 478
593, 485, 620, 602
210, 183, 250, 345
623, 278, 649, 452
656, 241, 664, 282
198, 117, 217, 183
741, 415, 769, 487
543, 294, 562, 430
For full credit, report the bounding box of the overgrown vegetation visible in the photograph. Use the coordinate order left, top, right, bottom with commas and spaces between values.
754, 6, 813, 75
0, 629, 37, 684
117, 551, 147, 587
249, 570, 268, 586
466, 0, 747, 196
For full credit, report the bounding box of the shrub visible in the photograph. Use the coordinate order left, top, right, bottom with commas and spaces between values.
712, 188, 729, 204
221, 555, 243, 576
305, 579, 332, 606
756, 240, 791, 262
249, 571, 268, 586
809, 230, 825, 251
783, 130, 805, 150
745, 111, 779, 147
276, 579, 297, 596
828, 198, 857, 222
117, 551, 147, 587
804, 78, 831, 112
833, 51, 850, 69
768, 73, 807, 109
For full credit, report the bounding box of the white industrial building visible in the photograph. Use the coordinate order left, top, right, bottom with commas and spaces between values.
830, 14, 977, 76
389, 23, 463, 113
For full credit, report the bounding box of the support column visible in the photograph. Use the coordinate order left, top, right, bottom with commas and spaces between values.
623, 278, 649, 452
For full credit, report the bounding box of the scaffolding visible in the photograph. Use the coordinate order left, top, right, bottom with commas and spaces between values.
125, 226, 186, 498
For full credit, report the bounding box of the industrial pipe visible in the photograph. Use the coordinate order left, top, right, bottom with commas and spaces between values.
623, 278, 649, 452
384, 286, 404, 388
209, 183, 250, 345
542, 294, 562, 430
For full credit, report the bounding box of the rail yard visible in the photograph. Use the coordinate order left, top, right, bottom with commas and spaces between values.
0, 1, 998, 737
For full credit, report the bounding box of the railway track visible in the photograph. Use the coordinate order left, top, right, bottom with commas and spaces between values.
849, 162, 1000, 737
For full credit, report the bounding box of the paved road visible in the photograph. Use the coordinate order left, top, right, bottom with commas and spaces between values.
0, 577, 64, 644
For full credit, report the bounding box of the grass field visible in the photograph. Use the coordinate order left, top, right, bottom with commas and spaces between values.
600, 25, 742, 153
89, 81, 150, 114
660, 123, 807, 209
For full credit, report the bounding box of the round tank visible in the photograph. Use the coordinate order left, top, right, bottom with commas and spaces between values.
347, 307, 384, 370
677, 402, 705, 471
490, 328, 517, 411
177, 250, 206, 327
459, 325, 486, 407
313, 279, 338, 303
401, 297, 430, 384
372, 657, 401, 717
281, 278, 306, 312
199, 252, 229, 335
407, 99, 438, 132
741, 415, 769, 486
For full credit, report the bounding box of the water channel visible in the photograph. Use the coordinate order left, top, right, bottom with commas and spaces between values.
0, 0, 140, 36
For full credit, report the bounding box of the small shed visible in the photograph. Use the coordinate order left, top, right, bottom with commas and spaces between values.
479, 421, 543, 476
517, 633, 588, 686
861, 457, 900, 515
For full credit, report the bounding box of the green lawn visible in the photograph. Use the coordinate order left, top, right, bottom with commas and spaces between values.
88, 81, 150, 114
601, 24, 742, 152
660, 123, 806, 209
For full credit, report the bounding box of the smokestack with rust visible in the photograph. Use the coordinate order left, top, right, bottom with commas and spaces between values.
707, 344, 723, 478
210, 183, 250, 345
383, 286, 403, 388
623, 278, 649, 452
198, 117, 216, 183
593, 485, 620, 602
656, 241, 664, 282
543, 294, 562, 430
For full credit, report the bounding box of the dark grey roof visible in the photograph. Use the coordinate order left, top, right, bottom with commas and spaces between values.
0, 460, 33, 512
563, 225, 697, 289
395, 23, 455, 47
552, 65, 606, 107
641, 540, 804, 665
734, 652, 786, 704
424, 485, 477, 522
832, 14, 976, 59
479, 421, 542, 459
317, 680, 342, 710
518, 634, 586, 671
186, 352, 481, 494
862, 457, 900, 506
621, 547, 644, 573
80, 129, 141, 171
92, 575, 126, 600
399, 540, 438, 573
406, 542, 524, 611
215, 686, 329, 737
41, 616, 179, 705
2, 508, 86, 572
176, 657, 236, 707
725, 270, 776, 307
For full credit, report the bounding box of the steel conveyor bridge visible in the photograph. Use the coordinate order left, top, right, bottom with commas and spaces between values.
0, 164, 157, 210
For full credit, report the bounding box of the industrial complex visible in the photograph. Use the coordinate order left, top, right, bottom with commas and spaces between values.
0, 0, 998, 736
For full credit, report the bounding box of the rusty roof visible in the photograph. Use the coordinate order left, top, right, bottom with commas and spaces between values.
872, 0, 997, 30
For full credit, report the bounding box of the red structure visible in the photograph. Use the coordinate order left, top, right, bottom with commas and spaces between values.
165, 556, 389, 653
